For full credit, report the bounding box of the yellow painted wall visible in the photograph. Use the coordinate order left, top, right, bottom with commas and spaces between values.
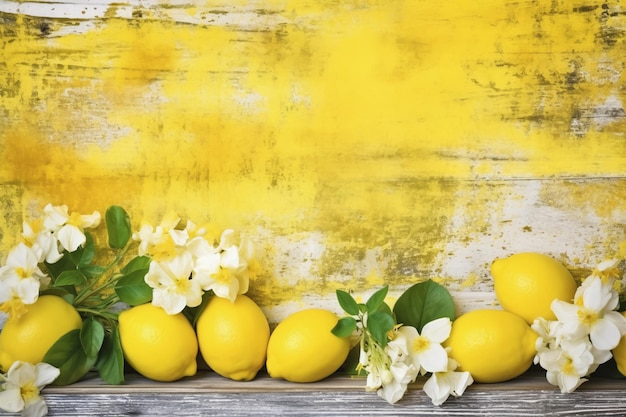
1, 1, 625, 321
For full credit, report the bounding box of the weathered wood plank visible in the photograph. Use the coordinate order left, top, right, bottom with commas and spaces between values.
2, 371, 624, 416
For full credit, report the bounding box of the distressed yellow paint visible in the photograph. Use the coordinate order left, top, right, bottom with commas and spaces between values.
0, 1, 625, 315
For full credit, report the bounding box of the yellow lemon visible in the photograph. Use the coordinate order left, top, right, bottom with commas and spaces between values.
266, 308, 351, 383
118, 303, 198, 382
444, 309, 538, 383
196, 294, 269, 381
611, 312, 626, 377
491, 252, 577, 324
0, 295, 82, 372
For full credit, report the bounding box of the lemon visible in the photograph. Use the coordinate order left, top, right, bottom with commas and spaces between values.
491, 252, 577, 324
196, 294, 269, 381
611, 312, 626, 377
118, 303, 198, 382
266, 308, 350, 383
0, 295, 82, 372
444, 309, 538, 383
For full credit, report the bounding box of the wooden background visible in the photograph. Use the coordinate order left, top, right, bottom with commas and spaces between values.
1, 0, 625, 324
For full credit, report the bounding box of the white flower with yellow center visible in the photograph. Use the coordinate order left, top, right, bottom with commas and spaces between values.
132, 214, 183, 262
0, 244, 50, 319
42, 204, 101, 253
21, 219, 62, 264
194, 246, 242, 302
193, 229, 250, 302
388, 318, 451, 375
0, 361, 59, 417
538, 340, 595, 393
552, 276, 626, 351
144, 252, 203, 315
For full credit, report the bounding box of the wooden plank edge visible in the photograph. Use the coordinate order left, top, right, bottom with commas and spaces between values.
43, 369, 626, 395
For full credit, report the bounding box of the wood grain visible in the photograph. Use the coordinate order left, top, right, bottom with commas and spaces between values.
2, 371, 623, 416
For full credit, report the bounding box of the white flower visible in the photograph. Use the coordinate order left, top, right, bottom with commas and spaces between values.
539, 340, 595, 393
591, 259, 621, 282
376, 361, 416, 404
43, 204, 101, 252
0, 244, 50, 319
388, 318, 451, 375
0, 277, 38, 319
358, 332, 418, 404
0, 361, 59, 417
575, 274, 619, 313
532, 317, 570, 364
193, 230, 249, 302
132, 214, 183, 261
0, 243, 49, 287
423, 358, 474, 406
21, 220, 62, 264
552, 277, 626, 351
144, 253, 203, 315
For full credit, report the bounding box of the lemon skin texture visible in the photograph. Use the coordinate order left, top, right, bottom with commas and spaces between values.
444, 309, 538, 383
266, 308, 351, 383
0, 295, 82, 372
119, 303, 198, 382
491, 252, 577, 324
196, 294, 270, 381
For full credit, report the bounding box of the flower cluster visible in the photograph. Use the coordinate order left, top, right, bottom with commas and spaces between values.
133, 214, 259, 315
332, 283, 473, 405
0, 204, 100, 320
0, 203, 266, 416
367, 318, 473, 405
532, 259, 626, 393
0, 361, 59, 417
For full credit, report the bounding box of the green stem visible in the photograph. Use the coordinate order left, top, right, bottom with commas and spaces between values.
74, 246, 130, 305
76, 306, 119, 322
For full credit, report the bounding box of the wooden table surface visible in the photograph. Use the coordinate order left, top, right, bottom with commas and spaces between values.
6, 369, 626, 416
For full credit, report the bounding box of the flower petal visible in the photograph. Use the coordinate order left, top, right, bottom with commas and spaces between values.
418, 343, 449, 373
0, 388, 25, 413
377, 379, 407, 404
57, 224, 86, 252
421, 317, 452, 343
152, 289, 186, 315
590, 317, 622, 351
79, 211, 101, 229
423, 373, 451, 406
220, 246, 240, 269
23, 398, 48, 417
34, 363, 60, 387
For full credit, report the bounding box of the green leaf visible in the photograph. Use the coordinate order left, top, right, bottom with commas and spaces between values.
79, 232, 96, 266
79, 264, 106, 279
53, 270, 85, 287
373, 301, 394, 318
45, 255, 75, 280
44, 329, 97, 386
393, 280, 455, 332
331, 316, 357, 338
96, 324, 125, 385
365, 286, 388, 313
336, 290, 360, 316
121, 255, 152, 275
115, 269, 152, 306
106, 206, 132, 249
80, 317, 105, 359
367, 311, 395, 347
